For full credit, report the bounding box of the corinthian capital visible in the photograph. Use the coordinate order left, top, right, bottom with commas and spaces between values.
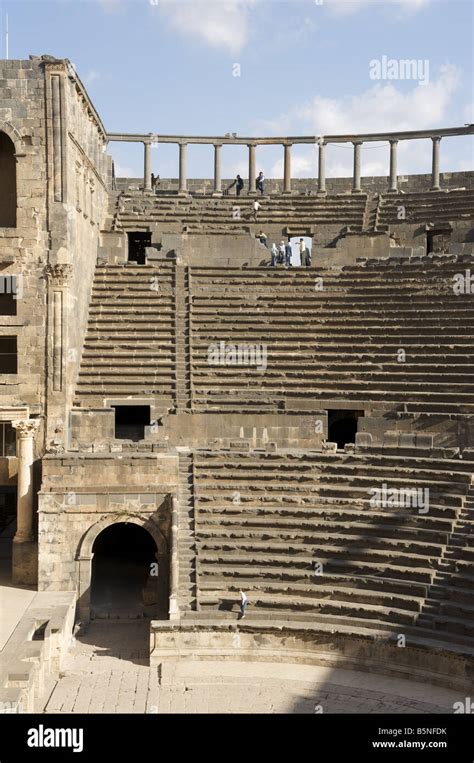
11, 419, 41, 439
45, 263, 73, 287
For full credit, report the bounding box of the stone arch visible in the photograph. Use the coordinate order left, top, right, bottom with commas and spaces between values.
0, 127, 18, 227
0, 121, 25, 151
76, 514, 169, 622
78, 513, 168, 560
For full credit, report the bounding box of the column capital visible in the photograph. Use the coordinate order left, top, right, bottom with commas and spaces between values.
432, 135, 442, 142
12, 419, 41, 440
45, 263, 73, 287
389, 138, 399, 145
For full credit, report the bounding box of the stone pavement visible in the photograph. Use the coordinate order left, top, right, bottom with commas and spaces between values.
37, 621, 461, 714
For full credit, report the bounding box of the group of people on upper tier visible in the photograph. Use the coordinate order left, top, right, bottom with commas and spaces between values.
256, 234, 311, 267
227, 171, 265, 196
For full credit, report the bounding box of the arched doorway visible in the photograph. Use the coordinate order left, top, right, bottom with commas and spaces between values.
0, 132, 17, 227
90, 522, 167, 619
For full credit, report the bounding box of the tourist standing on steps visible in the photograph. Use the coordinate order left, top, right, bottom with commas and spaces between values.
257, 231, 269, 248
298, 238, 306, 266
256, 171, 265, 195
228, 174, 244, 196
239, 590, 249, 619
285, 240, 293, 267
279, 240, 286, 265
271, 242, 278, 267
305, 246, 312, 267
253, 199, 261, 221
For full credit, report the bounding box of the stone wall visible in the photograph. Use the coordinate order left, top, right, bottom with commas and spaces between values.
0, 56, 112, 452
37, 453, 179, 614
0, 57, 49, 431
150, 621, 474, 692
116, 170, 474, 195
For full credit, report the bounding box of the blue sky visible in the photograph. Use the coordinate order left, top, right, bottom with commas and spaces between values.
1, 0, 473, 179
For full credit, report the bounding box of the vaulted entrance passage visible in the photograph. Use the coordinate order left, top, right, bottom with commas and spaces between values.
91, 522, 166, 619
328, 410, 364, 450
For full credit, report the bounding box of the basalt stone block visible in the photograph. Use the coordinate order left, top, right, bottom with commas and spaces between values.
399, 433, 416, 448
355, 432, 373, 447
415, 434, 433, 449
383, 432, 400, 448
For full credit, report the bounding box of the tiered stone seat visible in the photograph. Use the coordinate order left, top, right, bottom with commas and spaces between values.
416, 483, 474, 639
192, 450, 474, 644
114, 193, 368, 232
74, 263, 176, 405
377, 189, 474, 227
190, 258, 474, 415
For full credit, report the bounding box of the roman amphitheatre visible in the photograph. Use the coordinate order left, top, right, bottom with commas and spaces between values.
0, 54, 473, 714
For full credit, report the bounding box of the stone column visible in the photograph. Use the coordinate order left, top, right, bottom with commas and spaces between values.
318, 141, 326, 195
213, 144, 222, 196
283, 144, 292, 193
352, 141, 362, 193
169, 497, 180, 620
178, 142, 188, 194
389, 139, 398, 193
12, 419, 40, 544
248, 143, 256, 194
431, 136, 441, 191
144, 141, 152, 191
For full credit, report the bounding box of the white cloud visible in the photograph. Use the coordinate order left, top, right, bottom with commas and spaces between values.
256, 64, 463, 177
157, 0, 257, 54
258, 63, 460, 136
326, 0, 431, 18
85, 70, 101, 84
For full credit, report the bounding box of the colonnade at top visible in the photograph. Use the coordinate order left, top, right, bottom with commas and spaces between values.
107, 125, 474, 195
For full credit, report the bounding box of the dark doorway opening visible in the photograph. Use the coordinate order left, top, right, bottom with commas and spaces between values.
0, 487, 18, 581
0, 422, 16, 457
0, 132, 17, 228
113, 405, 150, 441
328, 409, 364, 449
426, 229, 451, 255
91, 523, 164, 618
127, 232, 151, 264
0, 487, 17, 534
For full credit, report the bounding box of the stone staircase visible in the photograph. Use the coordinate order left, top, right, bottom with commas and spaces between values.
377, 189, 474, 227
114, 193, 368, 233
74, 263, 176, 407
416, 479, 474, 639
177, 451, 197, 612
189, 258, 474, 415
174, 266, 192, 411
191, 449, 474, 646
